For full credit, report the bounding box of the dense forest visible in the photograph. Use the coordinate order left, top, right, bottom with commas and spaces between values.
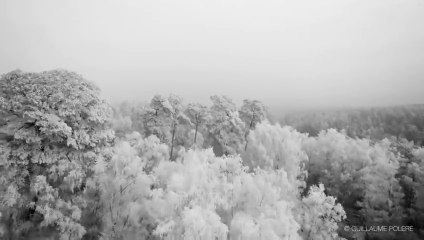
279, 105, 424, 146
1, 70, 423, 240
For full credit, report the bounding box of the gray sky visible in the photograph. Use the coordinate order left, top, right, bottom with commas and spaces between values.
1, 0, 424, 111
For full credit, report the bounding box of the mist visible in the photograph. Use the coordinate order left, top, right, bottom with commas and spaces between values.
1, 0, 424, 112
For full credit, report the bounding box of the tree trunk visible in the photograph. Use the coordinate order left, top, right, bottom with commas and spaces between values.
6, 213, 14, 240
25, 156, 33, 192
170, 122, 177, 160
194, 121, 198, 145
244, 131, 249, 151
244, 117, 254, 151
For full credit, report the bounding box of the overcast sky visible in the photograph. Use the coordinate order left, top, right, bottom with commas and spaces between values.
1, 0, 424, 112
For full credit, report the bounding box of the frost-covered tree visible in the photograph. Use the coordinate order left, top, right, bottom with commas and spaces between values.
0, 70, 114, 239
240, 124, 346, 240
147, 149, 236, 239
239, 99, 268, 151
91, 141, 155, 240
229, 168, 302, 240
208, 95, 245, 156
124, 132, 169, 173
185, 103, 209, 147
298, 184, 346, 240
356, 140, 404, 231
302, 129, 375, 205
302, 130, 407, 239
167, 95, 190, 160
87, 132, 170, 240
142, 95, 173, 143
142, 95, 189, 160
242, 123, 308, 187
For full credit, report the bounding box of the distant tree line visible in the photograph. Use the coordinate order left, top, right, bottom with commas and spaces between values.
280, 106, 424, 146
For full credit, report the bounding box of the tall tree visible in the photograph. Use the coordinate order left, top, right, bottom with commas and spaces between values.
185, 103, 209, 146
167, 94, 190, 160
208, 95, 245, 156
0, 70, 114, 239
91, 138, 163, 239
142, 94, 189, 160
142, 95, 173, 143
239, 99, 268, 151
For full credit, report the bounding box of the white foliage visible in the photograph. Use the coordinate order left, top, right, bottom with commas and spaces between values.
182, 206, 228, 240
242, 123, 308, 187
298, 184, 346, 240
93, 140, 156, 239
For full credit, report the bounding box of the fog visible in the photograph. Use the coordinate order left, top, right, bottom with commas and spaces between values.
1, 0, 424, 112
